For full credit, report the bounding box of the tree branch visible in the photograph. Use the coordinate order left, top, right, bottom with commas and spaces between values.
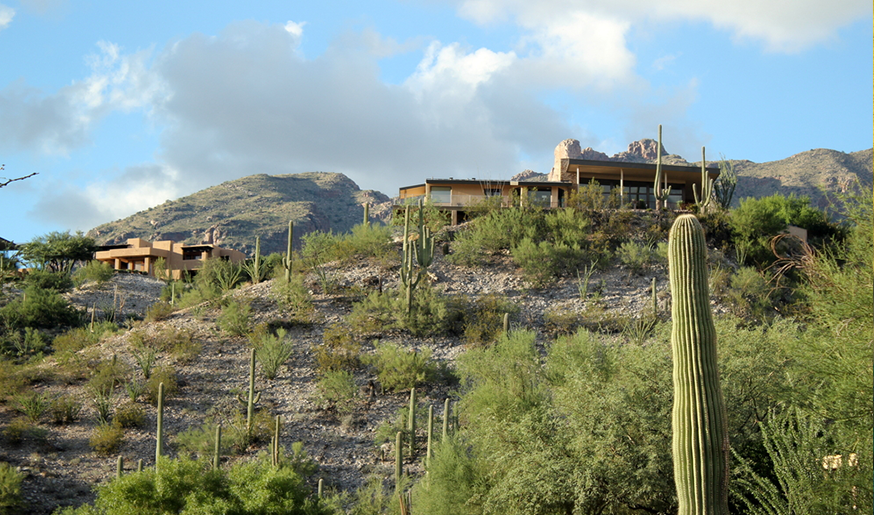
0, 171, 38, 189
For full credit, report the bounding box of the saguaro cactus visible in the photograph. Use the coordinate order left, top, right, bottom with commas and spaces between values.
399, 200, 436, 314
653, 124, 670, 210
155, 382, 164, 469
668, 214, 729, 514
692, 147, 713, 211
284, 221, 294, 282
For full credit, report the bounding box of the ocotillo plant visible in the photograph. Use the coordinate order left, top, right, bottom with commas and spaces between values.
407, 388, 416, 456
284, 221, 294, 283
668, 214, 729, 514
692, 147, 713, 211
653, 124, 670, 210
155, 382, 164, 470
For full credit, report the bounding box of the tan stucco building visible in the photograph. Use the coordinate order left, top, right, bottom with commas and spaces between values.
396, 158, 720, 224
94, 238, 246, 280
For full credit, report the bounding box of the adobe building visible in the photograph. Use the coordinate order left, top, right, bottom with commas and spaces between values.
396, 160, 719, 225
94, 238, 246, 280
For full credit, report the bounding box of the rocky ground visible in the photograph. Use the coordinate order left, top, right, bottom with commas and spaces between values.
1, 249, 722, 514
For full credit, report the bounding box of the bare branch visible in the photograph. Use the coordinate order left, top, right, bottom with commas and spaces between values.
0, 170, 38, 189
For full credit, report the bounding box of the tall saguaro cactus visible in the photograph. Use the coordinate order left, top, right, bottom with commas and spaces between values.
653, 125, 670, 210
692, 147, 713, 211
668, 214, 729, 514
399, 200, 436, 314
284, 221, 294, 282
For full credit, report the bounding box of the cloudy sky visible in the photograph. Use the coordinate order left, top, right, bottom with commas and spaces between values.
0, 0, 870, 243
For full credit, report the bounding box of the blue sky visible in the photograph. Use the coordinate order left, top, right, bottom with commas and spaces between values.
0, 0, 870, 243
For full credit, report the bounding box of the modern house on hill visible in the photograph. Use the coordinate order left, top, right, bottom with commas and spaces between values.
94, 238, 246, 279
396, 158, 720, 225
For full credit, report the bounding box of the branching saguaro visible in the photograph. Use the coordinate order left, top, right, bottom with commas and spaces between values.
668, 214, 730, 514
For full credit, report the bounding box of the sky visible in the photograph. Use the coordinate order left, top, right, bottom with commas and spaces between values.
0, 0, 871, 244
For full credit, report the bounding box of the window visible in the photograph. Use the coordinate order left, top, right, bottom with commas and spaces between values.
430, 186, 451, 204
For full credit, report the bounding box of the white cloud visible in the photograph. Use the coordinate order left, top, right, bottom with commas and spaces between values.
284, 20, 305, 38
452, 0, 869, 53
0, 41, 161, 156
0, 4, 14, 30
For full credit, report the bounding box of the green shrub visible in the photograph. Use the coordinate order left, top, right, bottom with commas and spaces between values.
114, 402, 146, 428
347, 284, 451, 338
13, 391, 50, 423
251, 328, 294, 380
217, 300, 252, 336
89, 422, 125, 456
145, 366, 178, 406
3, 417, 47, 444
272, 275, 315, 322
144, 301, 174, 322
0, 286, 81, 329
314, 323, 362, 374
725, 267, 773, 320
175, 422, 230, 459
315, 370, 358, 414
22, 268, 74, 292
72, 260, 114, 287
364, 341, 435, 392
542, 308, 583, 338
52, 322, 118, 354
50, 395, 83, 425
463, 294, 519, 346
616, 240, 656, 274
0, 462, 24, 514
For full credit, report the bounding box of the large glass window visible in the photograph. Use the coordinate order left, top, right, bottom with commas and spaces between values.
430, 186, 451, 204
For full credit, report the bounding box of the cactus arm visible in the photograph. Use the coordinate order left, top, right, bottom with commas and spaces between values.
442, 398, 450, 442
692, 147, 713, 210
247, 348, 257, 437
668, 215, 730, 514
426, 405, 434, 467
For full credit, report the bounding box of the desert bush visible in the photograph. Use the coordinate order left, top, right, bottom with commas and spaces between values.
725, 266, 773, 320
315, 370, 358, 414
251, 327, 294, 380
22, 268, 74, 292
364, 341, 435, 393
3, 417, 47, 444
50, 395, 83, 425
462, 294, 520, 346
52, 322, 118, 354
542, 308, 583, 338
144, 366, 178, 405
89, 422, 124, 456
113, 402, 146, 428
448, 207, 540, 267
0, 286, 81, 329
313, 322, 361, 374
13, 391, 50, 423
272, 275, 315, 322
72, 260, 114, 287
175, 422, 229, 459
217, 300, 252, 336
131, 343, 157, 380
0, 461, 24, 514
347, 284, 451, 338
0, 327, 48, 361
616, 240, 656, 274
144, 301, 174, 322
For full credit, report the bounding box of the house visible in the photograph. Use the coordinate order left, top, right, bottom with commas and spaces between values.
94, 238, 246, 280
396, 158, 720, 224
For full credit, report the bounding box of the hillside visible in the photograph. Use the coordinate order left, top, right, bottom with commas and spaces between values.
88, 172, 391, 255
732, 148, 873, 208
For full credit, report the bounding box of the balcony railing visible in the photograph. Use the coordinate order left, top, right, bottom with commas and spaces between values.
393, 194, 561, 208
